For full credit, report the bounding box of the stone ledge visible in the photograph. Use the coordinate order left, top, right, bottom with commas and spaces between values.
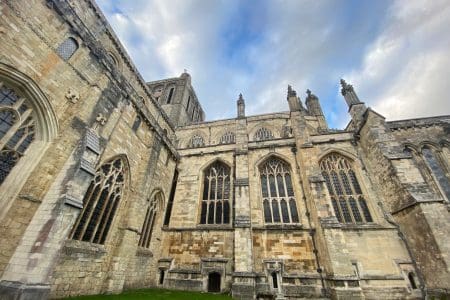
63, 239, 107, 256
136, 247, 153, 257
252, 224, 304, 231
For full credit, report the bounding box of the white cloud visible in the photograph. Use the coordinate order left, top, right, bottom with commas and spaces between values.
344, 0, 450, 122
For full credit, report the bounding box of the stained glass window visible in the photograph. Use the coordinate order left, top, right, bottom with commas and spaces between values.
320, 153, 373, 224
139, 192, 164, 248
71, 157, 126, 244
190, 135, 204, 148
0, 83, 35, 185
422, 146, 450, 200
200, 161, 231, 224
219, 132, 235, 144
260, 157, 299, 224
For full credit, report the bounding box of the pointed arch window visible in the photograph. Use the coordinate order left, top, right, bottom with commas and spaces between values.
139, 192, 163, 248
259, 157, 299, 224
219, 131, 235, 144
56, 37, 79, 61
200, 161, 231, 225
320, 153, 373, 224
254, 127, 274, 141
421, 146, 450, 200
190, 134, 204, 148
70, 157, 126, 244
0, 83, 35, 185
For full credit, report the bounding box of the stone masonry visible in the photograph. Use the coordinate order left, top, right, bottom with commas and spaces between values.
0, 1, 448, 300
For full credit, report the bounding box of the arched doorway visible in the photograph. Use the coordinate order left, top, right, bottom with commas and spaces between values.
208, 272, 221, 292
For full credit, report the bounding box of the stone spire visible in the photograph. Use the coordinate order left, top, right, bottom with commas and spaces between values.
287, 85, 302, 112
237, 93, 245, 118
305, 89, 327, 129
340, 79, 362, 107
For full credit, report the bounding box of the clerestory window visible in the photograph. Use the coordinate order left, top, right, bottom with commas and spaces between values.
320, 153, 373, 224
421, 146, 450, 200
219, 132, 235, 144
260, 157, 299, 224
254, 127, 274, 141
70, 157, 126, 244
56, 37, 78, 61
200, 161, 231, 225
0, 83, 35, 185
190, 134, 204, 148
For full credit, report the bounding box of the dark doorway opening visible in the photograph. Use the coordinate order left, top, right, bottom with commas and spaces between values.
271, 272, 278, 289
208, 272, 221, 292
159, 269, 165, 285
408, 272, 417, 289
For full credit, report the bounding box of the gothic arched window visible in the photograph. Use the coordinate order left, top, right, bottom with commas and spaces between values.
70, 157, 126, 244
56, 37, 79, 61
190, 134, 204, 148
132, 115, 141, 132
0, 83, 35, 185
219, 132, 235, 144
139, 191, 163, 248
320, 153, 373, 223
254, 127, 274, 141
259, 157, 299, 224
200, 161, 231, 225
421, 146, 450, 200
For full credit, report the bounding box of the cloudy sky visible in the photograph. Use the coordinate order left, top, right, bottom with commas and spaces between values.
97, 0, 450, 128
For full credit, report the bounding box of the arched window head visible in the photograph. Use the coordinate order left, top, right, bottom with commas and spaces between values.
70, 157, 126, 244
320, 153, 373, 224
132, 115, 141, 132
0, 83, 36, 185
139, 191, 164, 248
190, 134, 204, 148
56, 37, 79, 61
200, 161, 231, 225
259, 157, 299, 224
219, 131, 235, 144
421, 146, 450, 200
254, 127, 274, 141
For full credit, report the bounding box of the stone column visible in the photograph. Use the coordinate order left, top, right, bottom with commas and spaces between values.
231, 117, 255, 299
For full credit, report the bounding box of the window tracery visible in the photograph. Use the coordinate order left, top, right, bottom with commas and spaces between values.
70, 157, 126, 244
259, 157, 299, 224
320, 153, 373, 224
139, 192, 163, 248
219, 131, 235, 144
254, 127, 274, 141
0, 83, 35, 185
200, 161, 231, 225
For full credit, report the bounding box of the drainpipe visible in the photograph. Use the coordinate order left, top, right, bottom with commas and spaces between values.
291, 146, 326, 297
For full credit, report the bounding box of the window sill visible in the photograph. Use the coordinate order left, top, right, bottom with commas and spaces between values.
62, 239, 107, 256
136, 247, 153, 257
253, 224, 304, 230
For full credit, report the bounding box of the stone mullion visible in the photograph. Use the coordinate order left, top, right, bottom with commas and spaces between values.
139, 206, 151, 247
94, 185, 121, 244
144, 211, 156, 248
12, 122, 34, 152
78, 177, 106, 240
282, 172, 293, 223
0, 107, 31, 151
69, 182, 98, 239
89, 169, 120, 243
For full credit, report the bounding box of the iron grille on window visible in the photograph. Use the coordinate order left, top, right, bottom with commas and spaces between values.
70, 157, 126, 244
0, 82, 35, 185
139, 192, 163, 248
260, 157, 299, 224
219, 132, 235, 144
254, 127, 274, 141
200, 161, 231, 224
190, 134, 204, 148
56, 37, 78, 61
320, 153, 373, 223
